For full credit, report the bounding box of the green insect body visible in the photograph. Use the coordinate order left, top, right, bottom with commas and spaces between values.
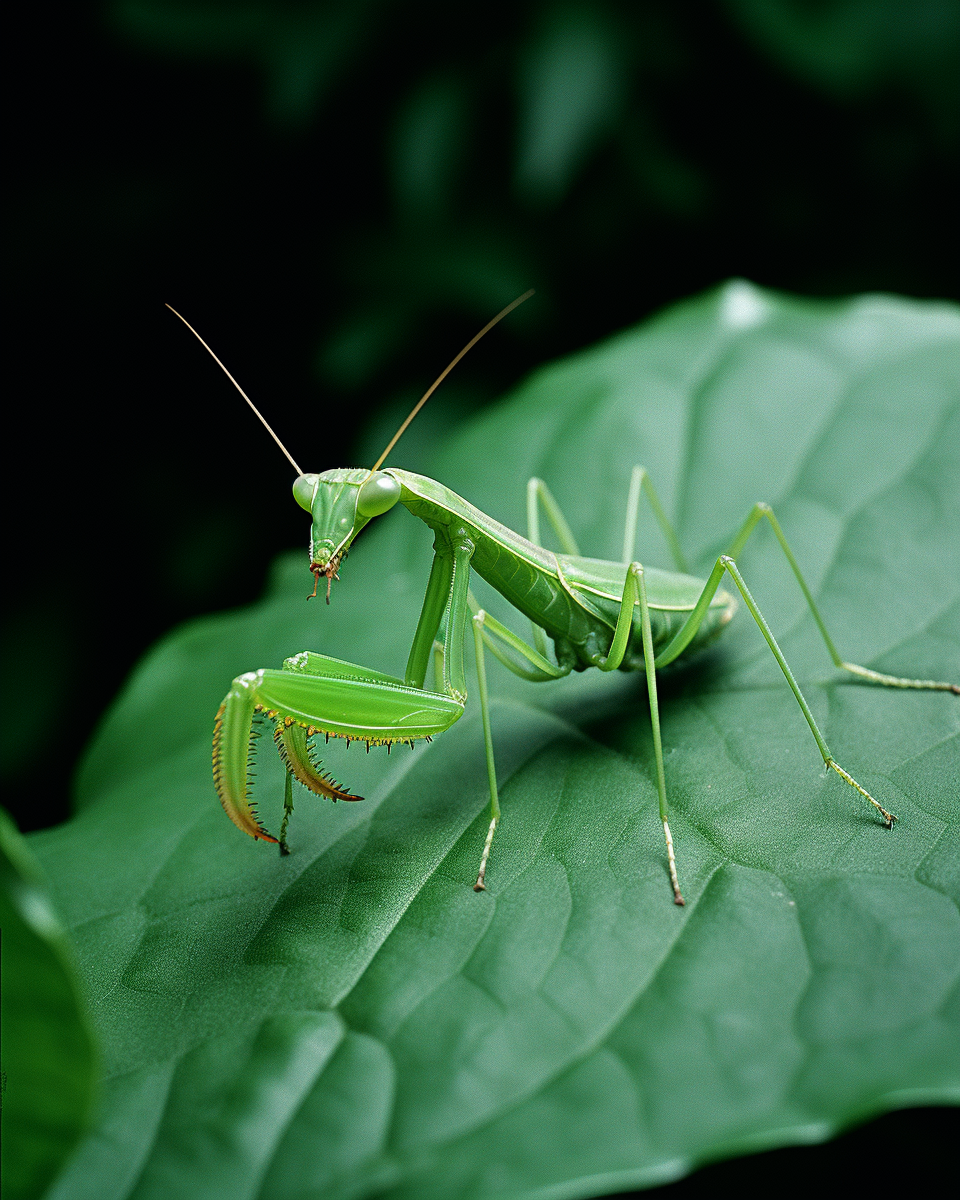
212, 462, 957, 906
170, 301, 958, 905
213, 466, 734, 823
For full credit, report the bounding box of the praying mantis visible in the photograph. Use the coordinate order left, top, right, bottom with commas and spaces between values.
168, 296, 958, 905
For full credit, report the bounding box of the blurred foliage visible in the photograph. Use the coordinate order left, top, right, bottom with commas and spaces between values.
0, 810, 97, 1200
725, 0, 959, 134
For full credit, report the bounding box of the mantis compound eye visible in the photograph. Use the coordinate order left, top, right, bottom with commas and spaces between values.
292, 473, 320, 512
357, 471, 401, 518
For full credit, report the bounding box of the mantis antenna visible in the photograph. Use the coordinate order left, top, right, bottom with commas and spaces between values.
369, 289, 534, 472
165, 303, 304, 476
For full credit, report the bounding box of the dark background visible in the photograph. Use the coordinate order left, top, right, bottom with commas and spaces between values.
5, 1, 958, 1192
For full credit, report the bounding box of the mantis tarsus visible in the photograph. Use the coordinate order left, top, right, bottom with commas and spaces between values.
168, 297, 959, 905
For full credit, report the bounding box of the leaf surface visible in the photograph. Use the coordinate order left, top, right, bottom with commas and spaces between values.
35, 283, 960, 1200
1, 810, 96, 1200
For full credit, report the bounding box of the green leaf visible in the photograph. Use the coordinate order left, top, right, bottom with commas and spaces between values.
34, 283, 959, 1199
1, 808, 97, 1200
111, 1, 377, 126
515, 6, 627, 205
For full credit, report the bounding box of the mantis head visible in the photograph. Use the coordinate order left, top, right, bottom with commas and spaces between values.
293, 468, 402, 601
165, 292, 531, 600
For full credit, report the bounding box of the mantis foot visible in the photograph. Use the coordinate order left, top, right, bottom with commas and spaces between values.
473, 816, 498, 891
827, 759, 896, 827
